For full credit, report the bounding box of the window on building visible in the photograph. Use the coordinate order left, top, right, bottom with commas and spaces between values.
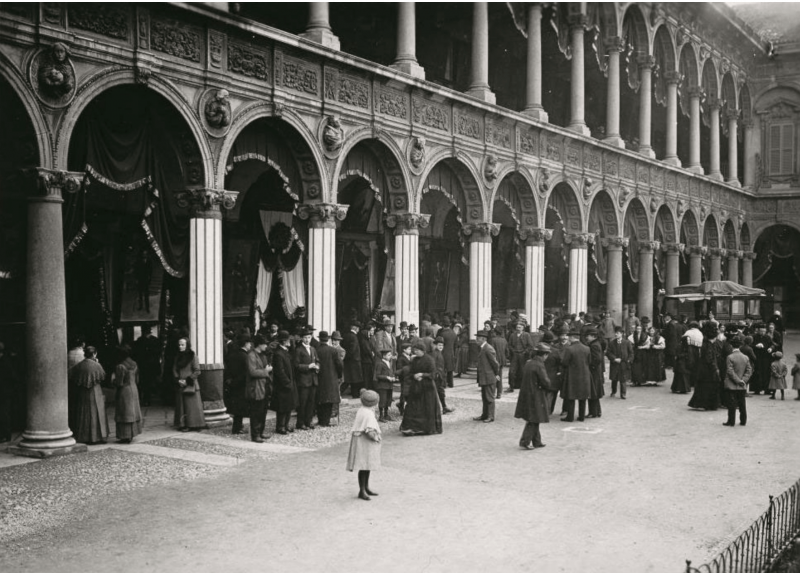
769, 122, 794, 176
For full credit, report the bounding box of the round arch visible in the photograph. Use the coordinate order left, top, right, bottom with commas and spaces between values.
702, 58, 719, 100
723, 218, 737, 251
741, 222, 752, 251
679, 43, 700, 88
622, 4, 650, 57
0, 55, 52, 168
588, 190, 620, 237
623, 198, 651, 242
57, 70, 213, 187
545, 181, 584, 234
489, 170, 538, 232
654, 204, 677, 243
653, 25, 677, 73
703, 215, 720, 248
680, 209, 701, 247
416, 151, 485, 224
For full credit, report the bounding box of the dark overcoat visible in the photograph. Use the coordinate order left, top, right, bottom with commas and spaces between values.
560, 341, 591, 400
476, 342, 499, 387
293, 344, 319, 388
439, 327, 457, 371
225, 346, 250, 417
514, 357, 552, 423
114, 358, 142, 423
588, 338, 605, 399
316, 343, 342, 404
245, 349, 272, 402
606, 337, 633, 382
543, 342, 564, 393
341, 330, 362, 384
374, 359, 394, 391
270, 346, 298, 412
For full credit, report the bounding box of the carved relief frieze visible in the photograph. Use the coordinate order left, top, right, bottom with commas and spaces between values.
651, 168, 664, 190
542, 133, 561, 163
688, 178, 699, 199
604, 154, 619, 178
620, 157, 635, 181
137, 10, 149, 49
779, 200, 800, 214
336, 74, 370, 109
486, 119, 511, 149
637, 164, 649, 186
565, 144, 581, 167
227, 42, 270, 81
585, 148, 601, 173
69, 5, 130, 40
375, 89, 408, 119
455, 110, 481, 140
677, 176, 688, 196
751, 200, 777, 214
42, 3, 63, 26
209, 32, 224, 69
151, 17, 201, 62
276, 52, 318, 95
412, 98, 449, 132
666, 172, 676, 193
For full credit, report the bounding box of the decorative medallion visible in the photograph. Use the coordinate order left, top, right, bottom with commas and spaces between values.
319, 115, 344, 159
483, 155, 498, 184
408, 136, 426, 175
199, 88, 232, 137
29, 42, 76, 108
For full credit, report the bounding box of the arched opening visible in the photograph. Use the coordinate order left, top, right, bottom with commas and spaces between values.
619, 5, 648, 149
622, 198, 650, 316
703, 215, 720, 280
64, 85, 204, 369
720, 73, 737, 181
652, 25, 676, 159
678, 44, 699, 167
587, 191, 619, 312
544, 182, 582, 313
739, 84, 752, 183
700, 59, 719, 174
679, 210, 700, 284
753, 224, 800, 326
723, 219, 737, 282
654, 204, 677, 296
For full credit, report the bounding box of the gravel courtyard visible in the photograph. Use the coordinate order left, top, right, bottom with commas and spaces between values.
1, 333, 799, 573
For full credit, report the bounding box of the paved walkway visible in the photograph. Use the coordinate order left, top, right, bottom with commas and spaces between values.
1, 333, 799, 573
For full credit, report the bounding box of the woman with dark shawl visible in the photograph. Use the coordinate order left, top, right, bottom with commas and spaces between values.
69, 346, 109, 444
113, 345, 143, 443
688, 323, 722, 411
400, 343, 443, 436
645, 327, 667, 384
628, 324, 650, 386
173, 337, 206, 432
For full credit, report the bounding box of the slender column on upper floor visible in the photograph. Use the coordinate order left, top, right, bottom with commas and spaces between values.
638, 56, 656, 158
727, 250, 742, 284
708, 248, 724, 281
687, 87, 704, 174
567, 15, 591, 136
664, 72, 682, 166
662, 243, 684, 295
565, 233, 593, 314
726, 109, 740, 186
391, 2, 425, 79
742, 252, 755, 287
604, 236, 627, 327
466, 2, 496, 104
708, 98, 723, 181
181, 188, 238, 426
524, 229, 552, 331
743, 120, 755, 188
464, 223, 499, 337
687, 246, 706, 284
603, 37, 625, 148
387, 213, 430, 331
298, 203, 348, 337
11, 169, 88, 458
637, 241, 659, 322
300, 2, 340, 50
523, 4, 548, 121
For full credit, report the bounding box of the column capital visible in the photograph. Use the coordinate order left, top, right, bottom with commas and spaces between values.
686, 245, 707, 257
177, 188, 238, 218
27, 167, 84, 203
463, 222, 500, 243
742, 119, 755, 130
520, 227, 553, 245
728, 250, 744, 259
742, 251, 757, 260
564, 232, 595, 249
639, 241, 661, 253
707, 247, 725, 258
297, 202, 348, 229
604, 36, 625, 53
706, 97, 722, 111
601, 236, 628, 250
386, 213, 430, 235
687, 86, 705, 99
568, 13, 590, 31
637, 55, 657, 70
664, 71, 683, 85
661, 242, 685, 254
724, 108, 740, 122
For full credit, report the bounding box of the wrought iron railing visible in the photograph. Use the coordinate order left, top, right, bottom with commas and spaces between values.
685, 478, 800, 573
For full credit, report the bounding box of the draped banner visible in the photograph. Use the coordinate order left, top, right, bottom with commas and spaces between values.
753, 226, 800, 283
280, 265, 305, 318
255, 210, 305, 319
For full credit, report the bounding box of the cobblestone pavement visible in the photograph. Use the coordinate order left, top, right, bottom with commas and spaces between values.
1, 333, 799, 572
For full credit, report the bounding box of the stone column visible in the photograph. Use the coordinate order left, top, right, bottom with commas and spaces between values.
687, 87, 704, 174
179, 189, 238, 426
603, 37, 625, 148
687, 246, 706, 284
743, 120, 755, 188
523, 228, 552, 331
708, 248, 724, 281
637, 241, 659, 322
742, 251, 755, 287
565, 233, 593, 314
298, 203, 348, 336
726, 109, 740, 186
387, 213, 430, 331
664, 72, 682, 166
662, 243, 684, 295
11, 169, 88, 458
727, 250, 742, 284
638, 55, 656, 158
523, 4, 547, 121
567, 16, 591, 136
603, 236, 627, 327
300, 2, 340, 50
466, 2, 496, 104
464, 223, 499, 337
391, 2, 425, 79
708, 98, 723, 181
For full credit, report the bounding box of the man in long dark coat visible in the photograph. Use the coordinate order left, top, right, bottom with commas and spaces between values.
246, 335, 273, 443
586, 328, 605, 418
560, 327, 591, 422
315, 331, 342, 427
358, 323, 375, 390
400, 343, 442, 436
662, 313, 679, 369
542, 330, 563, 414
751, 323, 774, 394
515, 343, 552, 449
473, 330, 500, 423
607, 327, 633, 398
342, 321, 363, 397
431, 336, 454, 414
271, 331, 297, 434
506, 322, 533, 393
226, 334, 252, 435
294, 327, 320, 430
490, 328, 508, 398
439, 317, 457, 388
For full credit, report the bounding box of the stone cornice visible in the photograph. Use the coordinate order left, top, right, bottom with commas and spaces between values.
176, 188, 238, 219
296, 203, 348, 229
385, 213, 430, 235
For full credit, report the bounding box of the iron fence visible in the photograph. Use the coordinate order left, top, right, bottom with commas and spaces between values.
685, 478, 800, 573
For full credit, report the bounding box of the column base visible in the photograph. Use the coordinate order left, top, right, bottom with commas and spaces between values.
708, 171, 723, 181
10, 442, 87, 459
686, 164, 704, 175
300, 29, 341, 50
603, 135, 625, 148
203, 399, 232, 427
725, 178, 741, 187
391, 60, 426, 80
568, 122, 591, 137
638, 146, 656, 159
523, 106, 549, 122
663, 156, 682, 167
466, 86, 496, 105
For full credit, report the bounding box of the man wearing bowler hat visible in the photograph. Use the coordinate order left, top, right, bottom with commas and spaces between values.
293, 326, 319, 430
271, 330, 297, 434
560, 326, 591, 422
315, 331, 343, 427
473, 330, 500, 423
342, 321, 363, 397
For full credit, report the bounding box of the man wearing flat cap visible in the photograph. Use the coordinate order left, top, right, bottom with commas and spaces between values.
342, 321, 363, 398
474, 330, 500, 423
515, 343, 553, 449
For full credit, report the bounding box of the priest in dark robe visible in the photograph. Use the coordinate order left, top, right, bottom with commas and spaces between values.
400, 343, 442, 436
69, 346, 109, 445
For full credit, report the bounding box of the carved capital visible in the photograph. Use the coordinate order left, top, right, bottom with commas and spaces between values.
297, 203, 348, 229
568, 14, 590, 31
177, 188, 238, 218
463, 223, 500, 243
742, 119, 755, 130
724, 108, 740, 122
604, 36, 625, 54
742, 251, 757, 261
27, 167, 84, 203
686, 245, 708, 257
639, 241, 661, 253
637, 55, 657, 70
706, 96, 721, 111
521, 227, 553, 245
728, 250, 744, 260
664, 71, 683, 86
386, 213, 430, 235
564, 233, 595, 249
687, 86, 705, 99
707, 247, 725, 258
661, 242, 685, 254
602, 236, 629, 250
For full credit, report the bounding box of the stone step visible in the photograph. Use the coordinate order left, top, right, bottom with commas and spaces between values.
108, 443, 241, 467
173, 432, 312, 454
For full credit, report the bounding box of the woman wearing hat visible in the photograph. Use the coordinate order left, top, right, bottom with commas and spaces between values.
400, 343, 443, 436
769, 351, 788, 400
688, 323, 722, 411
173, 337, 206, 432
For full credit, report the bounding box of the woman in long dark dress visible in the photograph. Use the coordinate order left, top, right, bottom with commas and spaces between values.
645, 327, 666, 384
173, 337, 206, 432
70, 346, 109, 444
454, 323, 470, 377
628, 325, 650, 386
671, 336, 692, 394
400, 344, 443, 436
114, 345, 143, 443
688, 323, 721, 411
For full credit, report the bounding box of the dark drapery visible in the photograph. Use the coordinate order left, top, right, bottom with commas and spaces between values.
753, 225, 800, 283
